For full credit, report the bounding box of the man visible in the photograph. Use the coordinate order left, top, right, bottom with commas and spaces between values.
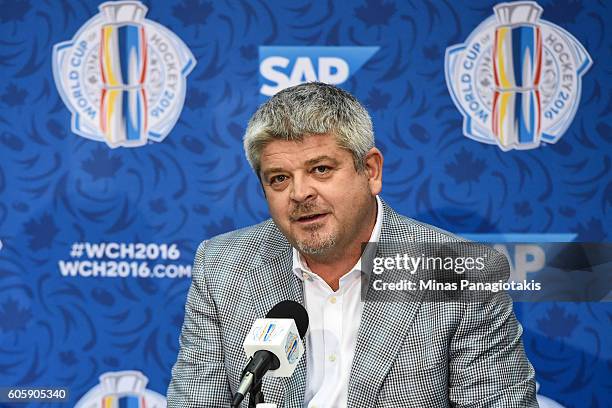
167, 82, 537, 407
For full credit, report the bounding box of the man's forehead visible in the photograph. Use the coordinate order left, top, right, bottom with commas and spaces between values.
260, 135, 348, 167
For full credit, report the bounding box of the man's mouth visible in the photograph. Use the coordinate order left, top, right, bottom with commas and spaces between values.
294, 213, 328, 223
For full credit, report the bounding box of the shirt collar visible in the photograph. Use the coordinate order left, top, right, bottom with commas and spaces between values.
292, 195, 384, 281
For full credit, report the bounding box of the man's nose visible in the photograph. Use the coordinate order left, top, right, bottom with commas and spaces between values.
289, 173, 316, 202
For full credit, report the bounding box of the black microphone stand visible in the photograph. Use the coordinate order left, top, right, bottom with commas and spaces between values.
237, 350, 280, 407
232, 357, 270, 408
248, 380, 264, 408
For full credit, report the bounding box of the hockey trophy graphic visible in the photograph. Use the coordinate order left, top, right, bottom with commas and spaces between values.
491, 2, 543, 149
100, 371, 148, 407
99, 2, 148, 147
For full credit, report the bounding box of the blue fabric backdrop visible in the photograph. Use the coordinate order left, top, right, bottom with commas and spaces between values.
0, 0, 609, 406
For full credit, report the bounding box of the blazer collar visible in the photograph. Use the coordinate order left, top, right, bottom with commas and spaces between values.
348, 200, 425, 406
246, 228, 306, 407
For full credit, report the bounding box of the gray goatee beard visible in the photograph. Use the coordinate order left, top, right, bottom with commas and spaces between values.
296, 231, 337, 255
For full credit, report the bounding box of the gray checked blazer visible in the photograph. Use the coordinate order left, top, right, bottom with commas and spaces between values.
167, 201, 537, 407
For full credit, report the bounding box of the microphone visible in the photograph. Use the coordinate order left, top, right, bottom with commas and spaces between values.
231, 300, 309, 407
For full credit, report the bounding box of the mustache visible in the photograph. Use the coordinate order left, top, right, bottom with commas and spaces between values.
289, 202, 330, 220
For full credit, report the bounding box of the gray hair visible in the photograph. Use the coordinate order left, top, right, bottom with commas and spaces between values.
243, 82, 374, 174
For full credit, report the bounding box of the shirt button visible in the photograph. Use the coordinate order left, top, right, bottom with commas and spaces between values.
329, 296, 337, 304
328, 353, 337, 362
302, 272, 310, 281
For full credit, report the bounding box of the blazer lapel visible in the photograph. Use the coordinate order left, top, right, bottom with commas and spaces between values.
348, 203, 425, 407
246, 228, 307, 407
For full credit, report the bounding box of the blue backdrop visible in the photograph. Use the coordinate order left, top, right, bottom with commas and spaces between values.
0, 0, 610, 406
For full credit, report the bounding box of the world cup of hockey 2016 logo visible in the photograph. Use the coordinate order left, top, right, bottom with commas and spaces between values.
75, 370, 166, 408
53, 1, 196, 148
445, 1, 591, 151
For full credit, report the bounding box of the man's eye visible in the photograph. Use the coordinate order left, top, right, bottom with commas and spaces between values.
313, 166, 330, 174
270, 175, 287, 184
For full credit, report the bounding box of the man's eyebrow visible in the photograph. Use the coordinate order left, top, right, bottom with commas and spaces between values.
260, 167, 285, 178
261, 156, 340, 177
304, 155, 339, 166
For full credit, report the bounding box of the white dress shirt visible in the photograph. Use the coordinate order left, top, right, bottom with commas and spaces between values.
292, 196, 383, 408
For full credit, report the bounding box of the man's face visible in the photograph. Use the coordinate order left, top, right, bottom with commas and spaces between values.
259, 134, 382, 258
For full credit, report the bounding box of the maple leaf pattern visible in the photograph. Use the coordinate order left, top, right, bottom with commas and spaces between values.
514, 201, 533, 217
537, 304, 579, 338
423, 44, 441, 61
81, 146, 123, 181
185, 88, 209, 110
0, 0, 30, 23
182, 135, 205, 154
59, 351, 78, 366
91, 288, 115, 306
173, 0, 214, 36
559, 206, 576, 217
1, 83, 27, 107
23, 212, 59, 250
204, 216, 235, 238
240, 44, 258, 61
149, 198, 168, 214
355, 0, 396, 39
445, 148, 487, 187
46, 119, 67, 140
543, 0, 583, 24
103, 356, 120, 368
365, 88, 391, 112
0, 298, 32, 333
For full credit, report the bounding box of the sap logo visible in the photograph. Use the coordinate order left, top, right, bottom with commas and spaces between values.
259, 46, 379, 96
462, 233, 577, 280
493, 244, 546, 280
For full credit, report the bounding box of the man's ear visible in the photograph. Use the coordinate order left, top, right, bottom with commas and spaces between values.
363, 147, 383, 195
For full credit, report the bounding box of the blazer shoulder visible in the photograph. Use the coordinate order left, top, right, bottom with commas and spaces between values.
403, 216, 466, 243
385, 206, 508, 280
380, 200, 464, 244
192, 219, 288, 282
204, 219, 277, 251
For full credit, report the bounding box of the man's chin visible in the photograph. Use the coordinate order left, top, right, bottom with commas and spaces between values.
295, 237, 337, 256
297, 246, 328, 255
283, 224, 339, 255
